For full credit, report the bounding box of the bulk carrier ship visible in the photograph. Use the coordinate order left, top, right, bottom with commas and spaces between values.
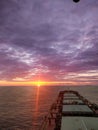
39, 90, 98, 130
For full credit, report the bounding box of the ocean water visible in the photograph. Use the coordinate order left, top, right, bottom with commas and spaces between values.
0, 86, 98, 130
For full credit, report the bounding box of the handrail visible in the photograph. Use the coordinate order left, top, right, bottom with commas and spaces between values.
39, 99, 58, 130
39, 118, 48, 130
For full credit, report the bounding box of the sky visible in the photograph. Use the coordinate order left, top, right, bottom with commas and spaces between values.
0, 0, 98, 86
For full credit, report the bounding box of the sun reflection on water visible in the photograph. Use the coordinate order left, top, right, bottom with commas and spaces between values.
35, 86, 40, 111
33, 85, 41, 128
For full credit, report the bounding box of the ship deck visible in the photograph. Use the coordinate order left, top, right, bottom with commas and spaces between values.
39, 90, 98, 130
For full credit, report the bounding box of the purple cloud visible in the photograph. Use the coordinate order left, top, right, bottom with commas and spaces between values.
0, 0, 98, 84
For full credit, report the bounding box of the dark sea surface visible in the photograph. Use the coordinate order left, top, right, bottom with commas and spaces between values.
0, 86, 98, 130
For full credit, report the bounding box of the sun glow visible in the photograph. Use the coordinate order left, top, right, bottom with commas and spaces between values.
37, 82, 41, 87
0, 80, 96, 86
33, 81, 45, 87
33, 81, 78, 86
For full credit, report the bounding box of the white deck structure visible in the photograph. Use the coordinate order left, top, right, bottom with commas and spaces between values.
61, 117, 98, 130
62, 105, 93, 113
63, 99, 83, 104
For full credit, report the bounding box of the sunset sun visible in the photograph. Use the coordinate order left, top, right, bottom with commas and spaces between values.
37, 81, 41, 87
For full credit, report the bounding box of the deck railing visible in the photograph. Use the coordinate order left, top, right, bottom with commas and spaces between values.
39, 117, 49, 130
39, 100, 58, 130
